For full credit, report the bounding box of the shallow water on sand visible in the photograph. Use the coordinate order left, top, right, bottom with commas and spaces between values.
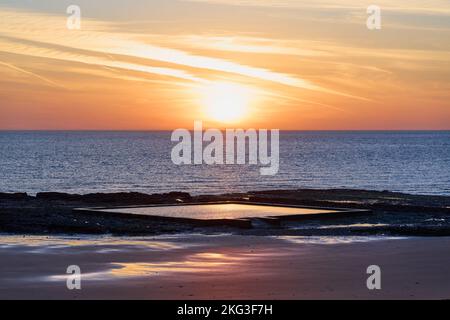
1, 234, 449, 299
0, 233, 406, 283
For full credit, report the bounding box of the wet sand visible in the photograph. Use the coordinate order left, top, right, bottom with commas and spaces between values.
0, 234, 449, 300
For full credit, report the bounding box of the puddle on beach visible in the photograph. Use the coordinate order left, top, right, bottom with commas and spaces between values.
0, 233, 409, 285
39, 236, 405, 283
287, 223, 391, 230
0, 233, 404, 251
108, 252, 241, 277
95, 203, 342, 220
318, 223, 390, 229
44, 250, 272, 282
0, 234, 207, 252
275, 235, 406, 245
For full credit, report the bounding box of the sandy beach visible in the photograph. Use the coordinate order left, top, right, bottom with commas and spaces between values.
1, 234, 449, 300
1, 189, 449, 300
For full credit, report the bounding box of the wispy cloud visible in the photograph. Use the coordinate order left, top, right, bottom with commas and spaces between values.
150, 35, 333, 56
0, 60, 67, 89
181, 0, 450, 15
0, 8, 329, 92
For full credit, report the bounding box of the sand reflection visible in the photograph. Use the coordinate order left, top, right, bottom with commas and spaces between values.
276, 235, 406, 245
45, 251, 248, 282
0, 234, 190, 252
110, 252, 242, 277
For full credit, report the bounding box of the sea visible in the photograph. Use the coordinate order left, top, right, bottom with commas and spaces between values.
0, 131, 449, 196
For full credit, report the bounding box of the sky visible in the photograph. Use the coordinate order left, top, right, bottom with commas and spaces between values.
0, 0, 449, 130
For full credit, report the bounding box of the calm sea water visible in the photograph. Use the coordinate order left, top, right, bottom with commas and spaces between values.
0, 131, 449, 196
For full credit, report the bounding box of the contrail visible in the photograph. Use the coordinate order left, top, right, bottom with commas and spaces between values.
266, 91, 354, 114
0, 61, 67, 89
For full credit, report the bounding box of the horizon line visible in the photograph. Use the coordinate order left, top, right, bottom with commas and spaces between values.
1, 129, 449, 132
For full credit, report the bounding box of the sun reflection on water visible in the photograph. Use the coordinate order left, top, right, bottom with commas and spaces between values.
110, 252, 241, 277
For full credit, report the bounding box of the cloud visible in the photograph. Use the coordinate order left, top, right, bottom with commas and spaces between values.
180, 0, 450, 16
0, 60, 67, 89
0, 8, 328, 92
150, 35, 333, 56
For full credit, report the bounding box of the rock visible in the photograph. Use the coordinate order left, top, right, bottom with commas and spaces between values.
35, 191, 192, 204
0, 193, 30, 200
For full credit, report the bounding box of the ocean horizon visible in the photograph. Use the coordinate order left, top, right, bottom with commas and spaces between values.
1, 130, 449, 196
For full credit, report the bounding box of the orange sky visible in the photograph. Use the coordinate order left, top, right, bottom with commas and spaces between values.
0, 0, 449, 130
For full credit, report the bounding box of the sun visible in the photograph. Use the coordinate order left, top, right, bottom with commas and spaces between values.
201, 82, 251, 123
